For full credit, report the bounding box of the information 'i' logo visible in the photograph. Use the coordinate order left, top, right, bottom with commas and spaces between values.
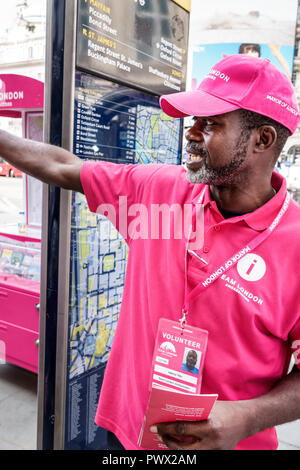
237, 253, 266, 282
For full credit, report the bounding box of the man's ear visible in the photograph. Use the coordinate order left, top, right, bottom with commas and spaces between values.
254, 125, 277, 153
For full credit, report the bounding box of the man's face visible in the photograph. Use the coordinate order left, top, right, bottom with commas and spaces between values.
186, 351, 197, 370
242, 45, 260, 57
185, 110, 252, 185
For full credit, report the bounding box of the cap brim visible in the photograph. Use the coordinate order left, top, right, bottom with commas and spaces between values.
160, 89, 240, 118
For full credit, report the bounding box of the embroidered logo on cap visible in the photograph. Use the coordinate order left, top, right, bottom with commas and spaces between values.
266, 95, 300, 116
206, 68, 231, 82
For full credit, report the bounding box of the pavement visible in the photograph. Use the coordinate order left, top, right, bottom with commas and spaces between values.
0, 362, 299, 451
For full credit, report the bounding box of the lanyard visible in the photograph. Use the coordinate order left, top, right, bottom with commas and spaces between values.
179, 189, 291, 328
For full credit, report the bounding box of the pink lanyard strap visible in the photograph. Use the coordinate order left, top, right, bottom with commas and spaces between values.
180, 191, 291, 325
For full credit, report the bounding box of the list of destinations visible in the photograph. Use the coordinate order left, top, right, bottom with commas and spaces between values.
74, 71, 182, 164
74, 74, 137, 163
76, 0, 189, 95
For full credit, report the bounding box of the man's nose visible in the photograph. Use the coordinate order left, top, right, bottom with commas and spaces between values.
185, 122, 203, 142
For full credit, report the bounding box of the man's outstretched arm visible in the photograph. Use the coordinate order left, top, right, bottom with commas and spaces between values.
0, 130, 84, 192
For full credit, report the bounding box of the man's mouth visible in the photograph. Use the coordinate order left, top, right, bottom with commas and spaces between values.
189, 154, 203, 161
185, 152, 205, 170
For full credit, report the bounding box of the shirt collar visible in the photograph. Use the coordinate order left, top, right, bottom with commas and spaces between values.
191, 171, 287, 231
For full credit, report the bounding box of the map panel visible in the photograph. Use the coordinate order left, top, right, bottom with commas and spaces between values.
68, 193, 128, 379
65, 71, 182, 448
135, 105, 181, 164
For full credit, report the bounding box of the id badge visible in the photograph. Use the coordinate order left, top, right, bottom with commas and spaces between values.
149, 319, 208, 395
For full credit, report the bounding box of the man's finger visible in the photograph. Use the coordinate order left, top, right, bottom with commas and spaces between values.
151, 420, 209, 439
160, 434, 202, 451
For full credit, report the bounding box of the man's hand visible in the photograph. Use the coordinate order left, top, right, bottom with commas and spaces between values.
150, 400, 252, 450
0, 130, 84, 192
151, 369, 300, 450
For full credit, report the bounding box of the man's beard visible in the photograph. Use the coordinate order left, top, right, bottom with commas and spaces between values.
186, 131, 251, 185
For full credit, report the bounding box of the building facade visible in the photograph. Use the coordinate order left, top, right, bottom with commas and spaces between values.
0, 1, 46, 137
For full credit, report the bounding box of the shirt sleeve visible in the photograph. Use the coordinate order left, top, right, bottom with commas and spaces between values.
80, 160, 161, 241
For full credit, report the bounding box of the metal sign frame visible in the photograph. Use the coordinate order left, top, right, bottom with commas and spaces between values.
37, 0, 71, 450
53, 0, 77, 448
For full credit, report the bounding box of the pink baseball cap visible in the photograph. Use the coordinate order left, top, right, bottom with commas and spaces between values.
160, 54, 300, 134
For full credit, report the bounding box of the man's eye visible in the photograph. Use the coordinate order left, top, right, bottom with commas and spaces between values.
202, 119, 215, 130
203, 119, 215, 128
192, 117, 215, 128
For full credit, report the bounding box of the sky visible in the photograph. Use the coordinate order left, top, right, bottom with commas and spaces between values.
188, 0, 298, 47
0, 0, 46, 37
190, 0, 298, 24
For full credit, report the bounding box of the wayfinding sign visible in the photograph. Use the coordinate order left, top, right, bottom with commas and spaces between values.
38, 0, 189, 451
74, 72, 182, 164
77, 0, 189, 94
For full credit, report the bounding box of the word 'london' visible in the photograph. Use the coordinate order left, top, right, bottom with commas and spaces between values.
207, 69, 230, 82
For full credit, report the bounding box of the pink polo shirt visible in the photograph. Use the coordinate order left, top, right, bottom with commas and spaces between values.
80, 161, 300, 450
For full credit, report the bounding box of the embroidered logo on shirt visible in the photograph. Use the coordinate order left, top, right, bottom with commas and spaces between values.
220, 274, 264, 305
236, 253, 266, 282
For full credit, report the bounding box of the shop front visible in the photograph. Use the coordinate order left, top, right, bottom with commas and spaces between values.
0, 73, 44, 374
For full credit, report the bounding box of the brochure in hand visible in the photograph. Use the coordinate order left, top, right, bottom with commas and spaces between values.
138, 385, 218, 450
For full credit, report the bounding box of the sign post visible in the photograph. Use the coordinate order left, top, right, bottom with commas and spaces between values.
38, 0, 190, 450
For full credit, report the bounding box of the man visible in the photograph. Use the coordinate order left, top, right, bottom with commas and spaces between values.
182, 350, 199, 374
0, 54, 300, 450
238, 43, 261, 57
